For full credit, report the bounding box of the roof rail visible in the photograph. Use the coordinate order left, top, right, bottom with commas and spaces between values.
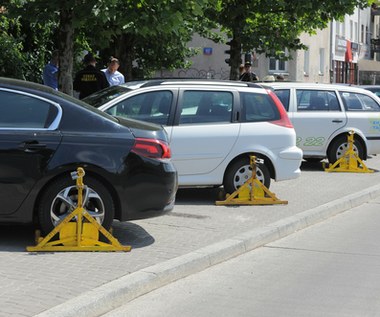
133, 78, 263, 89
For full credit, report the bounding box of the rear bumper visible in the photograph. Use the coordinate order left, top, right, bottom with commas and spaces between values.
117, 155, 178, 221
274, 146, 303, 181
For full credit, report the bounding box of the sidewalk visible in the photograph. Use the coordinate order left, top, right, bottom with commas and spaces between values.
2, 159, 380, 317
102, 196, 380, 316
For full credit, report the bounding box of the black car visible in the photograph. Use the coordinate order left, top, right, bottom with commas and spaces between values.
0, 77, 178, 234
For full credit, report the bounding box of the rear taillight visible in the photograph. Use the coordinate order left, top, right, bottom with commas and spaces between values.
131, 138, 171, 159
267, 89, 294, 128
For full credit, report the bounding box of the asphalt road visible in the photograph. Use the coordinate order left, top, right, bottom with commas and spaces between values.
103, 196, 380, 317
2, 157, 380, 316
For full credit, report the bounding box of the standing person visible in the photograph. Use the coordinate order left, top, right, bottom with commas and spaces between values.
239, 61, 259, 82
239, 64, 245, 77
42, 50, 59, 90
73, 53, 109, 99
101, 57, 125, 86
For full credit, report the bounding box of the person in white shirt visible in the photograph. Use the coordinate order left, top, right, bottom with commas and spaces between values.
101, 57, 125, 86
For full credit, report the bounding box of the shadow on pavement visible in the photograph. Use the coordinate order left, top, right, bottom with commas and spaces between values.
0, 224, 36, 252
175, 187, 223, 205
174, 160, 326, 205
0, 221, 154, 252
300, 159, 326, 171
111, 221, 155, 249
1, 159, 365, 251
301, 157, 380, 173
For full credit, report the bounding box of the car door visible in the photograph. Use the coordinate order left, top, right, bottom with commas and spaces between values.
339, 90, 380, 154
288, 88, 347, 156
168, 89, 240, 176
0, 89, 62, 214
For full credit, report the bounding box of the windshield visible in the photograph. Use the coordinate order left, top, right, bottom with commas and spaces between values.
83, 85, 133, 108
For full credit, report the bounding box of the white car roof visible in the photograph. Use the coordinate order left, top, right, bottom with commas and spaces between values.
265, 82, 371, 93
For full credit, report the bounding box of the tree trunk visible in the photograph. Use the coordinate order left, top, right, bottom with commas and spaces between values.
115, 34, 135, 81
58, 7, 75, 96
228, 32, 242, 81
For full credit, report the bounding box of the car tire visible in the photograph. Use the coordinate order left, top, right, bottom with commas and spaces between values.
327, 135, 364, 164
37, 175, 115, 235
224, 157, 271, 194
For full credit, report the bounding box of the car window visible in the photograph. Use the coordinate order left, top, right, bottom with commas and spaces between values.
0, 90, 58, 129
105, 90, 173, 125
240, 92, 280, 122
83, 86, 132, 108
363, 87, 380, 97
179, 91, 232, 124
339, 91, 380, 111
273, 89, 290, 111
296, 89, 340, 111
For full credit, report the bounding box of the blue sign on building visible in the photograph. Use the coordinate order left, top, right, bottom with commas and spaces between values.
203, 47, 213, 55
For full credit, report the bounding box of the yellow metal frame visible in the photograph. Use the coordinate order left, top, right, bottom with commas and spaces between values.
325, 131, 374, 173
216, 156, 288, 206
27, 167, 131, 252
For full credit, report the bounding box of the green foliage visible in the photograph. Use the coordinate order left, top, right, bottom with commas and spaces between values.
1, 2, 60, 81
0, 0, 376, 83
217, 0, 369, 58
85, 0, 217, 76
210, 0, 372, 57
0, 15, 25, 79
206, 0, 374, 79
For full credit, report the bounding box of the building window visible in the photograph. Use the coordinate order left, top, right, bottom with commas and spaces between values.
366, 26, 369, 44
269, 57, 287, 72
361, 24, 364, 43
350, 20, 353, 39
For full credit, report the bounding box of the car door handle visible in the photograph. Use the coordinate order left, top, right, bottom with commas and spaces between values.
19, 141, 47, 152
332, 119, 343, 123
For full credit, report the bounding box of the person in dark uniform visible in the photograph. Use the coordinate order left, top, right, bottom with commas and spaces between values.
239, 61, 259, 82
73, 53, 109, 99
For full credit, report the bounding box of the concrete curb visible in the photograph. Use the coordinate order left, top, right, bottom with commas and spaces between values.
35, 183, 380, 317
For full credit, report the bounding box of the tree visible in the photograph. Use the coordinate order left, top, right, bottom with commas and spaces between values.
0, 6, 55, 81
3, 0, 217, 93
86, 0, 218, 80
206, 0, 373, 80
3, 0, 104, 94
0, 13, 25, 79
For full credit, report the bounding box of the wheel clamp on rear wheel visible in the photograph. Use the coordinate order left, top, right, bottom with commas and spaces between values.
27, 167, 131, 252
324, 131, 374, 173
215, 156, 288, 206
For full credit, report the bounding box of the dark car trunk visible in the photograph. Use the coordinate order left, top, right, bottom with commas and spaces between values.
116, 116, 169, 142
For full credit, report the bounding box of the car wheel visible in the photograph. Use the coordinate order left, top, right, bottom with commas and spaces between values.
327, 135, 364, 164
224, 157, 271, 194
37, 175, 115, 235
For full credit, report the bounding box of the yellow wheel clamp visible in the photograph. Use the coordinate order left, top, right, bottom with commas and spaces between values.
216, 156, 288, 206
27, 167, 131, 252
324, 130, 374, 173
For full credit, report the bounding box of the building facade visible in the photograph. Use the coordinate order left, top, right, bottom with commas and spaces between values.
157, 33, 231, 80
159, 6, 380, 85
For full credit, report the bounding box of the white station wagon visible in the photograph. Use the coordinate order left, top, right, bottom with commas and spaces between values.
84, 79, 303, 193
268, 82, 380, 163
